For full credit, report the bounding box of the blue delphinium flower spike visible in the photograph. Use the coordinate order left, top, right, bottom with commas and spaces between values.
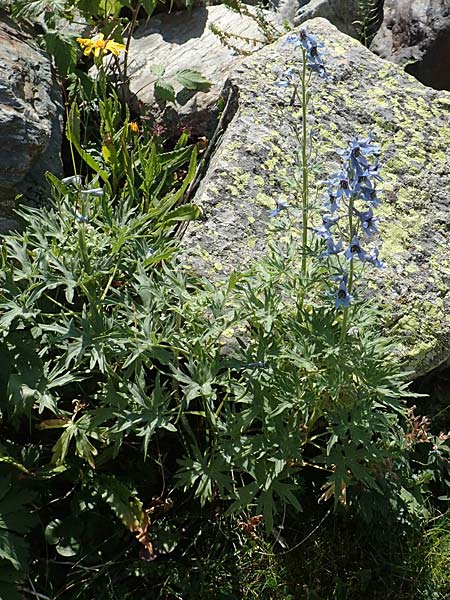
281, 28, 327, 79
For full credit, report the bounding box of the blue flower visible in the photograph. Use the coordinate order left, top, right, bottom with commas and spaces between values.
354, 165, 382, 193
366, 246, 385, 269
324, 191, 340, 213
319, 236, 343, 258
244, 361, 266, 369
80, 187, 104, 197
335, 275, 352, 309
360, 184, 381, 208
328, 173, 353, 199
282, 29, 327, 78
282, 33, 301, 48
74, 208, 89, 223
314, 214, 339, 239
269, 201, 289, 217
339, 135, 380, 177
358, 163, 382, 182
341, 134, 380, 161
62, 175, 83, 186
344, 235, 366, 262
301, 30, 327, 77
275, 67, 296, 87
308, 60, 327, 78
356, 208, 379, 237
299, 29, 325, 56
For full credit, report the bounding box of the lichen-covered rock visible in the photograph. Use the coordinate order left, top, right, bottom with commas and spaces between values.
183, 17, 450, 376
127, 5, 277, 138
370, 0, 450, 90
0, 11, 64, 231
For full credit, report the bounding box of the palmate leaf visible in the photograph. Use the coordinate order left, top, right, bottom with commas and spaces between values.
51, 416, 101, 468
176, 448, 231, 507
0, 476, 37, 572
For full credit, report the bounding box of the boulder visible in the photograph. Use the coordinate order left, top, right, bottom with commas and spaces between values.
183, 17, 450, 376
0, 11, 64, 231
294, 0, 361, 36
127, 4, 278, 138
370, 0, 450, 90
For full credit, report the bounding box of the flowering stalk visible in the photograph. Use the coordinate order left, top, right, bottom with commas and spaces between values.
340, 193, 355, 341
272, 29, 327, 279
316, 135, 384, 339
300, 49, 309, 277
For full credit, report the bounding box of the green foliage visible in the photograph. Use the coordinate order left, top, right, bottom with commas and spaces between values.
4, 0, 128, 79
0, 476, 37, 571
419, 511, 450, 597
354, 0, 385, 47
151, 63, 212, 105
43, 31, 79, 77
1, 163, 449, 595
65, 88, 199, 205
4, 0, 208, 83
0, 5, 449, 597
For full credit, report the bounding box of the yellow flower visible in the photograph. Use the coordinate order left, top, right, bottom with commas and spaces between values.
129, 121, 139, 134
76, 33, 126, 58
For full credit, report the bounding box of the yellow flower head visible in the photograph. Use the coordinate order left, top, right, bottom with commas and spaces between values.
129, 121, 139, 134
76, 33, 126, 58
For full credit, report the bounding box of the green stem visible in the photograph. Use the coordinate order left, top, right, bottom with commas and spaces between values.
340, 194, 355, 342
300, 49, 309, 278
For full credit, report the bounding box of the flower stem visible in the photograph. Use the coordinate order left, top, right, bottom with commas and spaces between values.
341, 194, 355, 341
300, 48, 309, 278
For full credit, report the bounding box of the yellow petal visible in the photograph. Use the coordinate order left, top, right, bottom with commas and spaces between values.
105, 40, 126, 56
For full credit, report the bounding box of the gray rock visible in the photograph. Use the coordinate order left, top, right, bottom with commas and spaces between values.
294, 0, 361, 36
0, 11, 64, 231
370, 0, 450, 90
127, 5, 278, 138
183, 17, 450, 376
